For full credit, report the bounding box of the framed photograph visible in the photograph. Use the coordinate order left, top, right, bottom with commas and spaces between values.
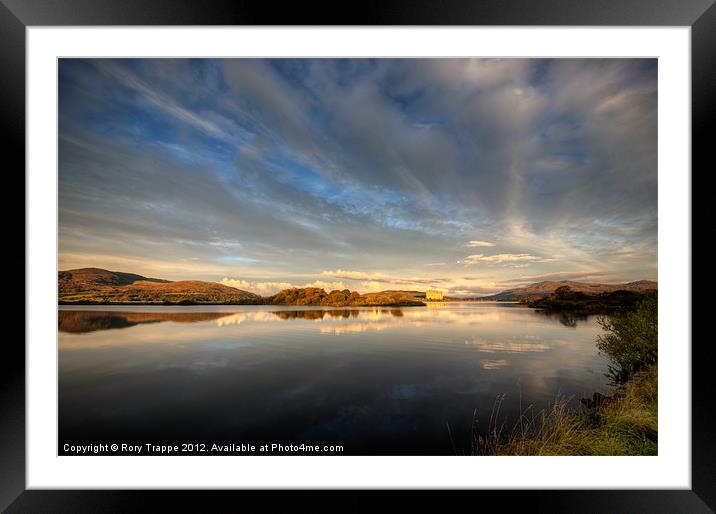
7, 0, 709, 510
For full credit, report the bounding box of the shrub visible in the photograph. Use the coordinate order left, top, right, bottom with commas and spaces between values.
596, 293, 657, 384
554, 285, 574, 299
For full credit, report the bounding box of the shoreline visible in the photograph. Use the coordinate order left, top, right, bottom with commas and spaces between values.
477, 364, 657, 456
58, 301, 427, 308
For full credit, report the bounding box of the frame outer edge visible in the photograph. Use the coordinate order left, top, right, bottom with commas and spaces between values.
7, 0, 712, 510
1, 0, 715, 26
691, 1, 716, 510
0, 0, 27, 512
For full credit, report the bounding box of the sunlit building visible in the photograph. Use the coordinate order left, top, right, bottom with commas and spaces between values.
425, 290, 444, 300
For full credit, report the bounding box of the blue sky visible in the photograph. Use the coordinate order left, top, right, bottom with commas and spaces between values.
58, 58, 657, 296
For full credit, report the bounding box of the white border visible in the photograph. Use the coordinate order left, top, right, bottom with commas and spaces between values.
27, 27, 691, 489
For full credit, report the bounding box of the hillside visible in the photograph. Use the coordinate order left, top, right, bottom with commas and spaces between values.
360, 290, 424, 302
59, 268, 260, 304
58, 268, 425, 306
265, 287, 425, 307
524, 289, 657, 316
481, 280, 657, 301
58, 267, 169, 291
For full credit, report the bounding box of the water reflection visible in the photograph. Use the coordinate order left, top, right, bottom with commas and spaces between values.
58, 310, 231, 333
465, 339, 551, 353
58, 303, 611, 455
59, 307, 417, 333
536, 310, 591, 328
273, 309, 361, 320
58, 306, 524, 333
60, 303, 598, 335
480, 359, 510, 370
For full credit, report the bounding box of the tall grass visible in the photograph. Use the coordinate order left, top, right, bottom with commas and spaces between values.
473, 294, 658, 456
473, 365, 657, 456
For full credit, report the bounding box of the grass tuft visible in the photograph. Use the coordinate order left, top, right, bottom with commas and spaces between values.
473, 365, 657, 456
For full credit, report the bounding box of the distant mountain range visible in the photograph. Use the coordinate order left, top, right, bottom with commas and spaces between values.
480, 280, 657, 301
58, 268, 424, 306
58, 268, 657, 306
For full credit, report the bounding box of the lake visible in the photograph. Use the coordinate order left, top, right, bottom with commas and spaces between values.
58, 302, 612, 455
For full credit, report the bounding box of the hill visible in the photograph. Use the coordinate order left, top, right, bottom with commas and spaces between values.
58, 267, 169, 291
360, 290, 424, 302
58, 269, 425, 306
525, 288, 657, 316
58, 268, 260, 304
481, 280, 657, 301
265, 288, 425, 307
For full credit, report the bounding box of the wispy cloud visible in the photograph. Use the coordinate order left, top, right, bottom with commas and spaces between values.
219, 278, 346, 296
59, 58, 657, 293
460, 253, 545, 265
321, 269, 387, 281
96, 61, 246, 145
321, 269, 450, 287
499, 271, 614, 284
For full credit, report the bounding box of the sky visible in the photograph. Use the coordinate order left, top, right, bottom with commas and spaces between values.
58, 58, 657, 297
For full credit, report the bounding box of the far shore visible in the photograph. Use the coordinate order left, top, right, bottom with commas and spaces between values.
57, 299, 526, 308
58, 300, 428, 308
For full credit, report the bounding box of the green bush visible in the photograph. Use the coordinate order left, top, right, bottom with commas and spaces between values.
596, 293, 657, 384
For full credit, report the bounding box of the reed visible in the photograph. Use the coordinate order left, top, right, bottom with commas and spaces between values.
472, 365, 657, 456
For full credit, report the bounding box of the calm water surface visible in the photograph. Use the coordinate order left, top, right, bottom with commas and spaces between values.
58, 303, 612, 455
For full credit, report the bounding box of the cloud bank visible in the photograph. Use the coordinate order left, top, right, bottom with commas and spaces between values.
59, 58, 657, 296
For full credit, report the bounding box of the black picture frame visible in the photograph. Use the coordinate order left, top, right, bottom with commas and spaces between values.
4, 0, 709, 511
